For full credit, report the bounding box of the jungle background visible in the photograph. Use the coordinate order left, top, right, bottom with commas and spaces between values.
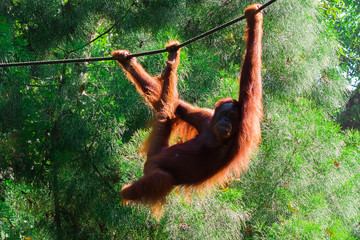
0, 0, 359, 239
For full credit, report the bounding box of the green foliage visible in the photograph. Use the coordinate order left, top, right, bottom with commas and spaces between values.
321, 0, 360, 86
0, 0, 359, 239
262, 0, 346, 111
321, 0, 360, 131
241, 98, 360, 238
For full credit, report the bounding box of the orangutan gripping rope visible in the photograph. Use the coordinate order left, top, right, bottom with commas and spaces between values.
111, 4, 263, 214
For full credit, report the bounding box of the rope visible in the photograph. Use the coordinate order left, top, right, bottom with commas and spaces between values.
0, 57, 114, 67
0, 0, 277, 68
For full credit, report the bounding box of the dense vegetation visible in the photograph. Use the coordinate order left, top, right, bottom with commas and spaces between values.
323, 0, 360, 130
0, 0, 359, 239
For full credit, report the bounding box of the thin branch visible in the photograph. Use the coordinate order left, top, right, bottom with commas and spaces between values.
68, 1, 136, 54
25, 84, 56, 87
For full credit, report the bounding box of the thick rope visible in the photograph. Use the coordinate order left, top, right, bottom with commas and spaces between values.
0, 0, 277, 68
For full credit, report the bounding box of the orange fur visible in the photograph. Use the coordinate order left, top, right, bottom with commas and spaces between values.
112, 4, 264, 217
121, 169, 175, 218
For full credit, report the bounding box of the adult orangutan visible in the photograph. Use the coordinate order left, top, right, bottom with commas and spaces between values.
111, 4, 263, 213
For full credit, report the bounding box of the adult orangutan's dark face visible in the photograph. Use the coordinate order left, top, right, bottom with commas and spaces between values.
211, 102, 239, 139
